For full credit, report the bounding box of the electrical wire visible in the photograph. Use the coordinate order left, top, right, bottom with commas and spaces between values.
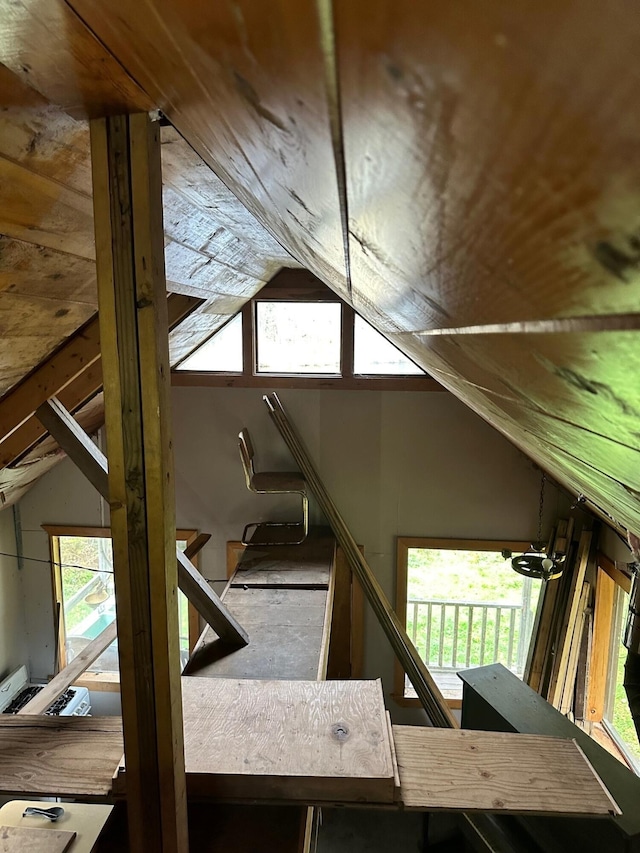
0, 550, 227, 583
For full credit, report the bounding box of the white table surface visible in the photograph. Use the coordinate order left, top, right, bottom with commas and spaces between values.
0, 800, 113, 852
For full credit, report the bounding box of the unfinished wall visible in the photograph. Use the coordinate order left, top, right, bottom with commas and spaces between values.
0, 508, 27, 680
17, 387, 570, 721
18, 446, 107, 682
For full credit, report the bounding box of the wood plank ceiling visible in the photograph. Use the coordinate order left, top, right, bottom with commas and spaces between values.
0, 0, 638, 533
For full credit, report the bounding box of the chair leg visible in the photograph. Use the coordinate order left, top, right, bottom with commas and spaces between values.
241, 492, 309, 546
242, 520, 307, 547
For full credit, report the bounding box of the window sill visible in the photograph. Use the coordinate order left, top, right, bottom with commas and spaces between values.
172, 371, 443, 391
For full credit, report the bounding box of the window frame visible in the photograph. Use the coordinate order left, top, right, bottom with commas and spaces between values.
394, 536, 533, 710
45, 525, 200, 692
172, 276, 440, 391
592, 552, 640, 771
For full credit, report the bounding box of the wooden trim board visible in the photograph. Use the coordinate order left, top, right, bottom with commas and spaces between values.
393, 726, 620, 817
587, 568, 617, 722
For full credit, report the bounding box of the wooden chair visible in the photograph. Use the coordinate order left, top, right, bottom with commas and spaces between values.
238, 428, 309, 546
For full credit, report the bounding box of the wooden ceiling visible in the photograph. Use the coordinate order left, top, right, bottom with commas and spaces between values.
0, 0, 638, 533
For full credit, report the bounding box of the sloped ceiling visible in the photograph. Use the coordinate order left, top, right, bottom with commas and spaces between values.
0, 1, 638, 531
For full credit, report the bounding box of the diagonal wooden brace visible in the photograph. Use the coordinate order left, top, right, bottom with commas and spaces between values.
36, 396, 248, 648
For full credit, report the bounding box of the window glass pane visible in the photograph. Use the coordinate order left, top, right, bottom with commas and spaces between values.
58, 536, 118, 673
177, 540, 190, 663
354, 315, 423, 375
57, 535, 192, 675
405, 547, 542, 701
256, 301, 341, 374
177, 314, 243, 372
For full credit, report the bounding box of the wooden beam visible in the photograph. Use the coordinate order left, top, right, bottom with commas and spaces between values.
19, 621, 117, 716
0, 293, 201, 469
264, 392, 457, 728
597, 551, 632, 594
90, 111, 187, 853
36, 397, 108, 496
35, 397, 248, 647
0, 318, 101, 443
183, 532, 211, 561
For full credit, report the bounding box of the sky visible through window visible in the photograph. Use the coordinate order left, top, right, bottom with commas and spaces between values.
179, 313, 243, 372
176, 301, 425, 376
256, 301, 341, 373
354, 315, 423, 375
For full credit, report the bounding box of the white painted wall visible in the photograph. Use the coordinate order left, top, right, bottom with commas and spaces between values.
17, 387, 570, 721
18, 443, 107, 683
0, 508, 27, 681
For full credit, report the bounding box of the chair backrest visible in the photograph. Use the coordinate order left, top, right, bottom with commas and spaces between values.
238, 428, 255, 487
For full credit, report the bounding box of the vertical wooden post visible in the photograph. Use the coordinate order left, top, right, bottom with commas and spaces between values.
90, 113, 188, 853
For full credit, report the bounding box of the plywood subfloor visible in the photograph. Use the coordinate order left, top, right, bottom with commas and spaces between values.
178, 677, 396, 803
235, 534, 334, 588
393, 726, 620, 817
189, 587, 327, 680
0, 716, 123, 798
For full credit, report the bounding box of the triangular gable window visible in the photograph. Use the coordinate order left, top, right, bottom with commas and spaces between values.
173, 270, 436, 390
177, 313, 243, 372
354, 315, 424, 376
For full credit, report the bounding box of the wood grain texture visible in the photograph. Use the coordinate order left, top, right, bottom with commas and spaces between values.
548, 530, 593, 707
0, 95, 290, 406
0, 1, 639, 536
0, 0, 151, 117
63, 0, 347, 292
336, 0, 640, 326
0, 293, 199, 470
587, 568, 616, 722
0, 716, 123, 797
186, 534, 333, 684
597, 552, 632, 594
407, 338, 640, 532
179, 677, 395, 803
235, 535, 335, 587
0, 826, 76, 853
189, 623, 325, 681
393, 725, 620, 816
332, 0, 640, 531
559, 581, 591, 715
92, 112, 188, 853
460, 663, 640, 844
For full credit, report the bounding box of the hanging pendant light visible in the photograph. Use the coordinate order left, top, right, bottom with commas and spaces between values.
511, 473, 565, 581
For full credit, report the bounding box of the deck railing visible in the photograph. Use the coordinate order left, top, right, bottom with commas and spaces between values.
407, 594, 533, 675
